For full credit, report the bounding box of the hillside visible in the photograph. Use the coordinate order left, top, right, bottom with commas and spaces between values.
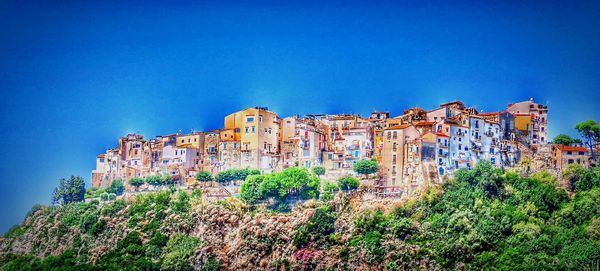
1, 162, 599, 270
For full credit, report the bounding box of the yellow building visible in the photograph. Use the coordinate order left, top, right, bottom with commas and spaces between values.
224, 107, 281, 172
513, 113, 532, 132
380, 125, 421, 193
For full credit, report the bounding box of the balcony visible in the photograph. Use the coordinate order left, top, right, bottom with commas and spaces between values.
438, 151, 448, 157
438, 143, 448, 148
484, 131, 494, 137
456, 131, 466, 136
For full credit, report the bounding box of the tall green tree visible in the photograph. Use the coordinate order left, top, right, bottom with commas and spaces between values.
353, 159, 379, 178
312, 166, 326, 177
107, 179, 125, 195
552, 134, 582, 146
195, 171, 213, 183
52, 176, 86, 205
575, 120, 600, 158
128, 178, 145, 191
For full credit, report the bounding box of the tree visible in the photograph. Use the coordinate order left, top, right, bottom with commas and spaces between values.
552, 134, 582, 146
160, 175, 174, 186
52, 176, 86, 205
337, 176, 360, 191
575, 120, 600, 158
312, 166, 326, 177
107, 179, 125, 195
145, 175, 162, 187
195, 171, 213, 183
353, 159, 379, 178
128, 178, 145, 191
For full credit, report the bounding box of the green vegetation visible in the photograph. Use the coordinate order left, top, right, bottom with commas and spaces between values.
552, 134, 583, 146
215, 168, 260, 184
107, 179, 125, 195
311, 166, 326, 177
52, 176, 86, 205
240, 167, 320, 209
145, 175, 162, 186
195, 171, 213, 183
352, 159, 379, 178
575, 120, 600, 157
128, 177, 145, 191
2, 161, 599, 270
337, 176, 360, 191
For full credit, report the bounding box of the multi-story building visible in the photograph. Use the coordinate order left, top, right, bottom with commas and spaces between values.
380, 125, 420, 192
506, 98, 548, 145
219, 129, 241, 171
552, 145, 591, 171
202, 130, 220, 174
224, 107, 281, 173
92, 100, 549, 196
281, 116, 326, 169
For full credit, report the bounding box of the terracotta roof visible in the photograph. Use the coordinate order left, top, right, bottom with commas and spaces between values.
414, 121, 435, 126
513, 113, 532, 117
384, 124, 410, 130
440, 101, 465, 107
557, 145, 589, 153
435, 132, 450, 137
478, 111, 503, 116
97, 154, 105, 158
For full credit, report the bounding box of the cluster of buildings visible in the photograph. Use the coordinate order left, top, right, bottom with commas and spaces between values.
91, 98, 592, 195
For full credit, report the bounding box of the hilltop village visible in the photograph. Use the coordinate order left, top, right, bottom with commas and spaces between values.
91, 98, 591, 196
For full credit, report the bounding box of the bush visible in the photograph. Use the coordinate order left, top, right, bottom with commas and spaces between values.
312, 166, 326, 176
107, 179, 125, 195
294, 206, 337, 248
145, 175, 162, 186
353, 159, 379, 177
128, 178, 145, 190
195, 171, 213, 183
161, 233, 201, 271
337, 176, 359, 191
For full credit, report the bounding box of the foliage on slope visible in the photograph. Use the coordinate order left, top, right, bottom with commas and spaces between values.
1, 163, 599, 270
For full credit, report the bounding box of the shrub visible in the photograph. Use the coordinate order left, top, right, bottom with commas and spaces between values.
337, 176, 359, 191
195, 171, 213, 183
128, 178, 145, 190
312, 166, 326, 176
161, 233, 201, 271
294, 206, 337, 248
145, 175, 162, 186
107, 179, 125, 195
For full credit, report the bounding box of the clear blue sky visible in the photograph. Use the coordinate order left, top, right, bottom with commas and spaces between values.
0, 0, 599, 232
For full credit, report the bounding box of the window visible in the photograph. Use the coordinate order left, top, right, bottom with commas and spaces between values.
252, 126, 255, 133
475, 120, 479, 128
245, 127, 249, 133
246, 117, 254, 123
259, 115, 263, 122
393, 131, 397, 139
459, 144, 462, 150
175, 150, 178, 155
576, 159, 581, 164
568, 159, 574, 164
579, 152, 584, 155
223, 143, 227, 150
99, 158, 105, 163
181, 139, 184, 143
567, 151, 572, 155
234, 128, 240, 133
